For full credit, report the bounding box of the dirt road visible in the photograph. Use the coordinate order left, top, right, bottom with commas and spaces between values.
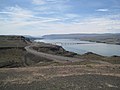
25, 45, 85, 62
25, 43, 111, 64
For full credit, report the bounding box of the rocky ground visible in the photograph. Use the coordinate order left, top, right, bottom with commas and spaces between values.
0, 65, 120, 90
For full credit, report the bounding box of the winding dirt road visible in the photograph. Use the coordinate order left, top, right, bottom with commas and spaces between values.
25, 45, 85, 63
25, 43, 111, 64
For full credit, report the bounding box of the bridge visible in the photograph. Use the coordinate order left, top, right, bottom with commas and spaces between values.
50, 42, 89, 45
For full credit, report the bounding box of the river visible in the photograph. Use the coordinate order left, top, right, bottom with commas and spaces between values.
35, 39, 120, 56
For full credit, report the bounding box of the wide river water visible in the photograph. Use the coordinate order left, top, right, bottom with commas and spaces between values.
35, 39, 120, 56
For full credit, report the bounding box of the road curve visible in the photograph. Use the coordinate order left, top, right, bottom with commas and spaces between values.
25, 43, 111, 64
25, 45, 85, 62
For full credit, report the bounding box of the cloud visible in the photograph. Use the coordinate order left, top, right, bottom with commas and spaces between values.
32, 0, 69, 5
1, 14, 120, 35
0, 11, 33, 18
2, 5, 34, 21
96, 9, 109, 12
0, 2, 120, 35
1, 6, 120, 35
32, 0, 46, 5
0, 5, 64, 31
65, 14, 80, 18
32, 0, 71, 14
0, 5, 62, 22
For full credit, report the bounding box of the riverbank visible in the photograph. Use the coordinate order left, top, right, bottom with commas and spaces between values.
31, 42, 120, 64
35, 38, 120, 56
80, 38, 120, 45
0, 35, 120, 68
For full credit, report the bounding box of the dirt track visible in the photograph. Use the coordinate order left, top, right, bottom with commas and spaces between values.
25, 43, 111, 64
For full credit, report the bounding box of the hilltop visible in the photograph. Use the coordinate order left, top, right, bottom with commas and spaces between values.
0, 36, 53, 68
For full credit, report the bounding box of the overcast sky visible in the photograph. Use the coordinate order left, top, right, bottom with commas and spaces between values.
0, 0, 120, 36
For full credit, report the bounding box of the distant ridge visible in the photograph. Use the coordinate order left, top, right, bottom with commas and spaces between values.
42, 33, 120, 39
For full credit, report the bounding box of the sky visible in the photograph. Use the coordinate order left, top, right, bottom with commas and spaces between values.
0, 0, 120, 36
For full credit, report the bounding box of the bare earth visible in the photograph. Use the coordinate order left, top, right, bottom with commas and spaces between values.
0, 65, 120, 90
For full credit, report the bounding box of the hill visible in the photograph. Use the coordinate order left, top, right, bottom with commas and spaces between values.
42, 33, 120, 45
0, 36, 53, 68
